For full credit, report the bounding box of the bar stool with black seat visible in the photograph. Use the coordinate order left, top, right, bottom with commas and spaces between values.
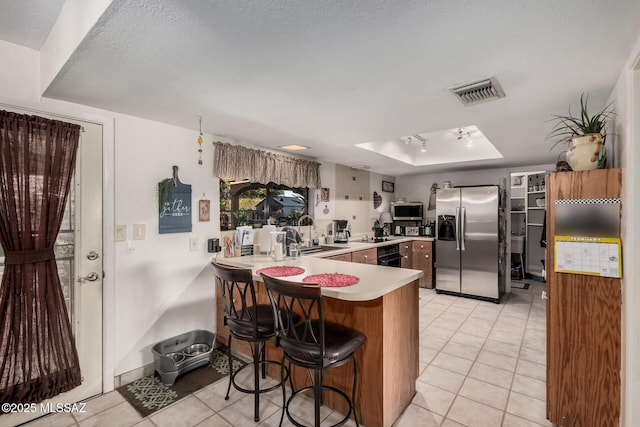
261, 273, 365, 427
212, 262, 289, 422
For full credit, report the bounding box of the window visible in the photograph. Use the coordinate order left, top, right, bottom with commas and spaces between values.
220, 180, 309, 230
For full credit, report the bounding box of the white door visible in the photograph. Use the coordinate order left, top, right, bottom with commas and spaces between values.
0, 106, 103, 425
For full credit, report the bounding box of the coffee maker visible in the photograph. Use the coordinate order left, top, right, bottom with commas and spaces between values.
331, 219, 350, 243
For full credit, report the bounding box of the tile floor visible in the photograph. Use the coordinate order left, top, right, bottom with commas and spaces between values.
22, 282, 551, 427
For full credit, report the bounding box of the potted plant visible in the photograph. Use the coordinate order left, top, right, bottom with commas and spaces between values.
234, 210, 249, 226
546, 93, 614, 171
157, 178, 174, 213
288, 209, 302, 225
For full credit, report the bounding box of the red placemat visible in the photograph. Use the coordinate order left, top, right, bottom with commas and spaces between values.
302, 273, 360, 288
256, 266, 305, 277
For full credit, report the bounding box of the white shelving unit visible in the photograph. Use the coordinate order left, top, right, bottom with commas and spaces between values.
509, 170, 549, 280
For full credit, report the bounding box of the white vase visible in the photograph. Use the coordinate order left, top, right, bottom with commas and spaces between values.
567, 133, 606, 171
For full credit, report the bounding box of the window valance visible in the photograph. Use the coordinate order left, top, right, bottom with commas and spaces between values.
213, 142, 321, 188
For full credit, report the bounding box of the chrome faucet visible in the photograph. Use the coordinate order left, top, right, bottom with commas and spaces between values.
297, 214, 316, 247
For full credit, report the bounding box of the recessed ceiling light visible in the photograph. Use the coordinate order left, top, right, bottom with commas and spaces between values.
355, 125, 503, 167
279, 144, 309, 151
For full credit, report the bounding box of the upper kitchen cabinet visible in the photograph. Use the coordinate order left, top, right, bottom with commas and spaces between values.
335, 164, 370, 201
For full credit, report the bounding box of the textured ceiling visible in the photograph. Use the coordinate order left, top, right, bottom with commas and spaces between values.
6, 0, 640, 176
0, 0, 65, 49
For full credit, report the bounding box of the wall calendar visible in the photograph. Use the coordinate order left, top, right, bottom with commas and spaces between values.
553, 198, 622, 278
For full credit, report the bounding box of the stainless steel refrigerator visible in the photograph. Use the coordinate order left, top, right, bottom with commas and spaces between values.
435, 186, 505, 302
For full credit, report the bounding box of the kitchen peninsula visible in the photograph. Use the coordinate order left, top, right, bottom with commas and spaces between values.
215, 242, 425, 427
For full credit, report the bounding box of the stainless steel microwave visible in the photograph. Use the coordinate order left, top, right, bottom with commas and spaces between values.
391, 202, 424, 221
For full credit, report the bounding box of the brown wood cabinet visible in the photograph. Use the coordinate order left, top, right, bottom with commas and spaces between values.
410, 241, 432, 288
546, 169, 621, 426
326, 252, 352, 262
399, 242, 412, 269
351, 247, 377, 265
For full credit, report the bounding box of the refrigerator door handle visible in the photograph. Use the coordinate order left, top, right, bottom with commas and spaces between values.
461, 207, 466, 251
455, 207, 460, 251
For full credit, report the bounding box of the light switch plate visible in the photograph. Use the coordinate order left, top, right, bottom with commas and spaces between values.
115, 225, 126, 242
189, 237, 199, 252
133, 224, 146, 240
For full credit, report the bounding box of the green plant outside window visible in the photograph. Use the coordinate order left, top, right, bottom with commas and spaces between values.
219, 180, 308, 230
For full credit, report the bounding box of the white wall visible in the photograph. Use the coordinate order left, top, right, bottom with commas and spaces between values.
611, 43, 640, 425
311, 162, 336, 238
370, 172, 395, 221
318, 166, 395, 239
0, 41, 40, 101
111, 115, 220, 375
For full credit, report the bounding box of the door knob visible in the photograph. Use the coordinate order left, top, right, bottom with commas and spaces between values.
78, 272, 100, 283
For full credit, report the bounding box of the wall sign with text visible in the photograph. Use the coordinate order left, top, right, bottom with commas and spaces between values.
159, 165, 192, 234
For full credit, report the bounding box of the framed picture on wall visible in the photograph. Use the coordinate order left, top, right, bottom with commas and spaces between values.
199, 199, 210, 221
382, 180, 395, 193
320, 187, 330, 201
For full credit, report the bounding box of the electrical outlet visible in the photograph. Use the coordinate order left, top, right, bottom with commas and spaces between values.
115, 225, 126, 242
189, 237, 199, 252
133, 224, 146, 240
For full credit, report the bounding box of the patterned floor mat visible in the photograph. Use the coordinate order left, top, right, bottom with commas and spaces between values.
117, 347, 245, 417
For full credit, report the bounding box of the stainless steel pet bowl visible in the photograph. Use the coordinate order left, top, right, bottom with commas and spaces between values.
165, 352, 186, 364
182, 343, 210, 356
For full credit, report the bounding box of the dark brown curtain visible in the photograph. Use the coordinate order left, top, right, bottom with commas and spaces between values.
0, 110, 82, 403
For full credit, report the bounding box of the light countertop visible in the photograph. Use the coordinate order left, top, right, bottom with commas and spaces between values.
213, 237, 432, 301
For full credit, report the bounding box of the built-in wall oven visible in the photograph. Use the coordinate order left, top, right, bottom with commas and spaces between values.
377, 244, 401, 267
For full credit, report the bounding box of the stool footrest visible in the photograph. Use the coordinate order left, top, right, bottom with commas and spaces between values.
230, 359, 289, 395
286, 384, 355, 427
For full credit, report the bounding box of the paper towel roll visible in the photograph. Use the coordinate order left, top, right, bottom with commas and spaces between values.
260, 225, 276, 253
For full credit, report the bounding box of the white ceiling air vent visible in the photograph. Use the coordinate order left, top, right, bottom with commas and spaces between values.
449, 77, 505, 106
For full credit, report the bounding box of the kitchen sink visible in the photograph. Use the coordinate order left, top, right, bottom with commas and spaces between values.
299, 245, 347, 255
